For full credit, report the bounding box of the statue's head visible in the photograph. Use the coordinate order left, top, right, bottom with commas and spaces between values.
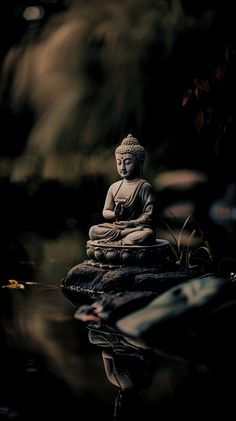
115, 134, 145, 180
115, 134, 146, 163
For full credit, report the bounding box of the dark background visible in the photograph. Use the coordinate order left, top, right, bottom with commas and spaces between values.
1, 1, 236, 419
1, 0, 236, 269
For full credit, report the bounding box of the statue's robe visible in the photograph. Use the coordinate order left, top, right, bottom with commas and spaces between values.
90, 179, 156, 243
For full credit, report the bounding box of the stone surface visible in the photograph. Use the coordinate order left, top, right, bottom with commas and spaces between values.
61, 259, 200, 294
74, 290, 157, 325
116, 275, 228, 339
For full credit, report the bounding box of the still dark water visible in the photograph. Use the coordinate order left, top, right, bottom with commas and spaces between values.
0, 229, 235, 420
0, 229, 117, 420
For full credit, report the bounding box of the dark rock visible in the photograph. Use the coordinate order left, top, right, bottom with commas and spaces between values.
60, 259, 196, 294
134, 268, 200, 291
117, 275, 229, 340
74, 290, 157, 325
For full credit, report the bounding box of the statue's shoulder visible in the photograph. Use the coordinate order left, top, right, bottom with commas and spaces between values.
140, 179, 154, 190
108, 180, 123, 192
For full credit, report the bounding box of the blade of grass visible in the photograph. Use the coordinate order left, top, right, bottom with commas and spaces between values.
177, 213, 192, 252
160, 215, 178, 248
185, 228, 196, 268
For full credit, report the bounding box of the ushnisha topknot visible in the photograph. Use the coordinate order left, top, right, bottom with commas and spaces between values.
115, 134, 146, 163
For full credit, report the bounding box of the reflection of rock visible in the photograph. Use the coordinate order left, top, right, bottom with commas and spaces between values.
87, 326, 155, 421
86, 239, 172, 265
88, 328, 154, 390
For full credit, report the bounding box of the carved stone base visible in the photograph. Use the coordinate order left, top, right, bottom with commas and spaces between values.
86, 239, 172, 265
61, 239, 201, 297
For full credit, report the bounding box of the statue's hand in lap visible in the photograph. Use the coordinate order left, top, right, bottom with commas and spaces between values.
114, 221, 140, 229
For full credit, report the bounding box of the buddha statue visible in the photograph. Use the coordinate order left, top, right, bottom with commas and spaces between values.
89, 134, 157, 246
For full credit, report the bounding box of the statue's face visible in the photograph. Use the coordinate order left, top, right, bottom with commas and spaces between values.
115, 153, 140, 180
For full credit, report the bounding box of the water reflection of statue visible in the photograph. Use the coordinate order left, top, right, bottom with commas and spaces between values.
89, 134, 156, 245
88, 327, 154, 421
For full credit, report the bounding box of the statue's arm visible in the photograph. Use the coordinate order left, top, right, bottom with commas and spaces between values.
134, 185, 156, 225
135, 203, 154, 224
102, 187, 115, 220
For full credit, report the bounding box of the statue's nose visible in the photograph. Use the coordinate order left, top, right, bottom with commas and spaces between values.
121, 161, 126, 170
